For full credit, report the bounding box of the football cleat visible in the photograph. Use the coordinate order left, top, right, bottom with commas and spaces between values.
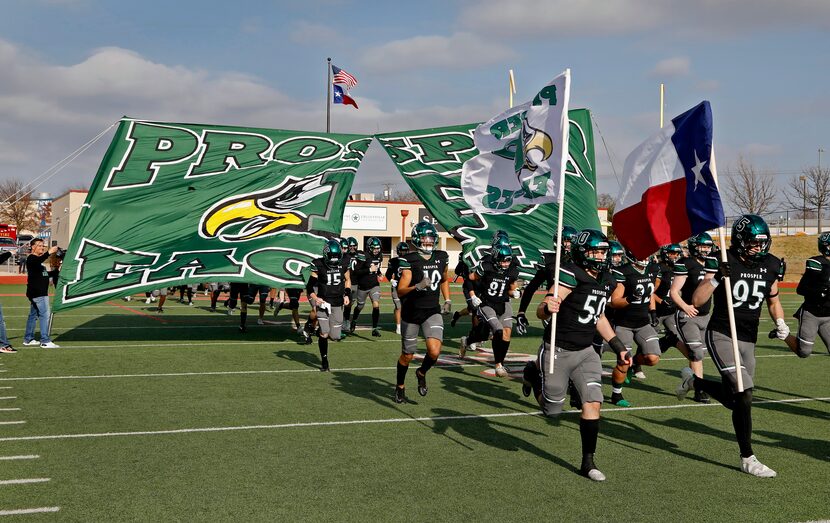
122, 296, 131, 302
580, 455, 606, 482
693, 389, 711, 404
632, 364, 646, 379
459, 336, 468, 358
145, 298, 152, 304
521, 361, 538, 398
348, 321, 356, 334
372, 328, 381, 337
320, 359, 330, 372
450, 311, 460, 327
610, 392, 631, 407
394, 387, 407, 404
239, 325, 247, 333
416, 369, 428, 396
494, 364, 508, 378
740, 455, 777, 478
676, 367, 695, 401
156, 308, 164, 314
257, 318, 264, 325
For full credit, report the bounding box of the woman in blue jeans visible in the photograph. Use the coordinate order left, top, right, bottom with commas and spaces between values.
23, 239, 59, 348
0, 251, 14, 353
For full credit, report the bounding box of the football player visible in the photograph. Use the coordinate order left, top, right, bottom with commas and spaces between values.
654, 244, 683, 354
342, 237, 359, 333
306, 239, 351, 371
273, 288, 304, 335
522, 229, 631, 482
669, 232, 715, 403
463, 244, 520, 377
775, 231, 830, 357
394, 221, 451, 404
515, 225, 578, 336
385, 242, 410, 335
606, 248, 661, 406
688, 215, 785, 478
350, 237, 385, 336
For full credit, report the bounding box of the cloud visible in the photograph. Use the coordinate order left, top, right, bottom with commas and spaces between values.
696, 79, 720, 91
459, 0, 830, 37
289, 21, 342, 45
649, 57, 690, 78
360, 32, 514, 72
741, 143, 783, 157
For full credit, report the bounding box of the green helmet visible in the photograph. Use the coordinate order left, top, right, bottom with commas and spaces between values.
608, 241, 626, 268
323, 239, 342, 267
366, 236, 382, 256
624, 247, 648, 267
396, 241, 410, 257
491, 230, 509, 245
571, 229, 610, 272
818, 232, 830, 256
411, 221, 438, 254
687, 232, 714, 258
554, 225, 579, 252
492, 244, 513, 273
338, 237, 349, 250
659, 243, 683, 266
347, 237, 358, 253
731, 214, 771, 261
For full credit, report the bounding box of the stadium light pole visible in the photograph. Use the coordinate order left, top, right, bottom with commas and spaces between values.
820, 147, 825, 174
801, 175, 807, 233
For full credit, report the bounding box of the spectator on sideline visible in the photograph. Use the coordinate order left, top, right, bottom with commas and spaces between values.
23, 239, 60, 348
17, 243, 29, 274
0, 251, 15, 353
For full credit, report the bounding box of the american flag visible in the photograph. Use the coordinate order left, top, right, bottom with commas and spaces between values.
332, 64, 358, 89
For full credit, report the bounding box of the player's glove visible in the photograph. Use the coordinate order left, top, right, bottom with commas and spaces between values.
390, 279, 398, 289
441, 300, 452, 314
774, 318, 790, 340
515, 312, 529, 335
369, 263, 379, 273
469, 295, 482, 308
649, 310, 659, 327
318, 301, 332, 314
511, 289, 521, 299
714, 261, 731, 282
414, 277, 431, 291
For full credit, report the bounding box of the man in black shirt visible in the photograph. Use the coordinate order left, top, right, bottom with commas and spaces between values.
23, 239, 59, 348
306, 240, 351, 371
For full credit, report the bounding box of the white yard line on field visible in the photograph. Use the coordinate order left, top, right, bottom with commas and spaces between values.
0, 507, 60, 516
0, 455, 39, 461
0, 478, 50, 485
0, 396, 825, 443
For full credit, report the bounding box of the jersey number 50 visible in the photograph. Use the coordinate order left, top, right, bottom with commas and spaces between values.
578, 295, 607, 324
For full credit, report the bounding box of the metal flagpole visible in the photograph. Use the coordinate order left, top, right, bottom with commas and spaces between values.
326, 58, 332, 133
709, 148, 744, 391
548, 68, 571, 375
660, 83, 665, 128
509, 69, 516, 109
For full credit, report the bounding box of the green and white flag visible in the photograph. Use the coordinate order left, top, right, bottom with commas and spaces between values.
377, 108, 600, 278
54, 118, 371, 312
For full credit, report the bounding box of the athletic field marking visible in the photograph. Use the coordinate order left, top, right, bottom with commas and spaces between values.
0, 396, 825, 443
0, 396, 17, 400
0, 478, 50, 485
6, 339, 405, 350
0, 455, 39, 461
0, 386, 11, 389
0, 408, 21, 411
0, 421, 25, 426
0, 507, 60, 516
6, 321, 406, 331
0, 353, 805, 382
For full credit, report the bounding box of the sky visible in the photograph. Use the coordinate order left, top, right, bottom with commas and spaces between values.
1, 0, 829, 215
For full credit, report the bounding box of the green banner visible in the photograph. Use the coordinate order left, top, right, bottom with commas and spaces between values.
376, 108, 600, 278
54, 119, 371, 312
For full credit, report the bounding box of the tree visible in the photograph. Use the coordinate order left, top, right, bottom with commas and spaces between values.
0, 179, 38, 231
723, 156, 777, 215
387, 189, 420, 203
784, 165, 830, 233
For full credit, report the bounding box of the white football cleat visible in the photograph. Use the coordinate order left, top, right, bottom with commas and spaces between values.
494, 364, 508, 378
741, 455, 777, 478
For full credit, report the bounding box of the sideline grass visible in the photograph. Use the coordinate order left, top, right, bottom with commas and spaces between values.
0, 284, 828, 521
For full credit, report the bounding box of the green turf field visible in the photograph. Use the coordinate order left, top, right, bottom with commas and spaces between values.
0, 284, 827, 521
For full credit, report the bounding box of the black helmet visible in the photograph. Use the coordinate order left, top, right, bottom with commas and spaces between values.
366, 236, 382, 257
347, 237, 358, 253
819, 232, 830, 256
571, 229, 610, 272
411, 221, 438, 254
687, 232, 714, 258
338, 237, 349, 251
323, 239, 342, 267
659, 243, 683, 266
492, 244, 513, 273
395, 241, 410, 257
731, 214, 771, 262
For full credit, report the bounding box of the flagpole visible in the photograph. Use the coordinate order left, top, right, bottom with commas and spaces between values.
326, 57, 332, 133
709, 147, 744, 392
509, 69, 516, 109
548, 68, 571, 375
660, 83, 665, 128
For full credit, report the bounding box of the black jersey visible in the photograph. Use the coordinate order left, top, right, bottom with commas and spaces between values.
473, 259, 520, 313
798, 256, 830, 316
706, 250, 781, 343
398, 250, 449, 323
310, 258, 349, 307
674, 256, 712, 315
385, 257, 403, 282
548, 262, 616, 351
454, 259, 470, 279
654, 262, 675, 316
352, 250, 384, 290
611, 263, 660, 328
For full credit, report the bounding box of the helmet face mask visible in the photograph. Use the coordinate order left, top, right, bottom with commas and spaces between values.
339, 238, 349, 251
411, 221, 438, 254
731, 215, 771, 262
396, 242, 410, 257
493, 245, 513, 272
347, 237, 358, 254
323, 239, 342, 267
572, 229, 610, 272
660, 243, 683, 266
554, 225, 579, 253
688, 233, 714, 258
366, 236, 382, 257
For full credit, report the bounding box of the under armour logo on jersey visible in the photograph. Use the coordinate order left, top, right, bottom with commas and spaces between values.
760, 267, 768, 273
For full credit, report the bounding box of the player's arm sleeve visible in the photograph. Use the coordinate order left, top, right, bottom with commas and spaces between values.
518, 269, 547, 313
384, 262, 394, 281
305, 273, 318, 297
797, 259, 825, 298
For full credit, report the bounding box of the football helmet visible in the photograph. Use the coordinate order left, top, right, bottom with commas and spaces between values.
338, 237, 349, 251
659, 243, 683, 266
323, 239, 342, 267
608, 241, 626, 268
553, 225, 579, 252
687, 232, 714, 258
366, 236, 382, 257
396, 241, 410, 257
818, 232, 830, 256
493, 244, 513, 273
347, 237, 358, 253
411, 221, 438, 254
571, 229, 610, 272
731, 214, 771, 261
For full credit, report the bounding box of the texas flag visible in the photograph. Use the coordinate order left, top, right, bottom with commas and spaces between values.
612, 101, 724, 259
333, 84, 358, 109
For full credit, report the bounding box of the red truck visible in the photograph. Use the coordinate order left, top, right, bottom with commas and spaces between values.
0, 224, 17, 242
